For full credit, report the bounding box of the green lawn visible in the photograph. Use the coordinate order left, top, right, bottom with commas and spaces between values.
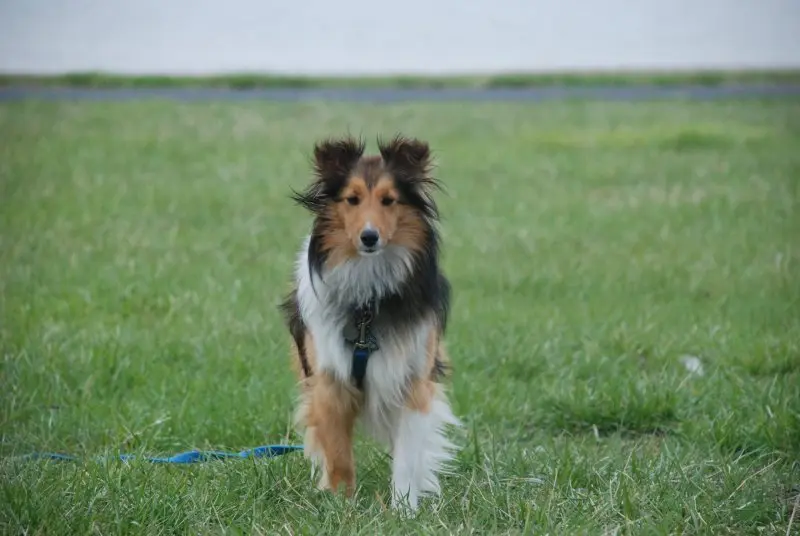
2, 69, 800, 90
1, 98, 798, 534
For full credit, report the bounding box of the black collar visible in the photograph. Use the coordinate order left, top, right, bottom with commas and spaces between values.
347, 298, 379, 390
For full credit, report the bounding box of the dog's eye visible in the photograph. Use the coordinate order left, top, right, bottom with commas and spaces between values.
346, 196, 360, 206
381, 197, 396, 206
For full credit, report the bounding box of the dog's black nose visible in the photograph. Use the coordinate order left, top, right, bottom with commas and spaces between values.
360, 229, 379, 248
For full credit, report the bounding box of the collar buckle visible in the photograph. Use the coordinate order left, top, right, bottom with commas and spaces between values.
347, 299, 378, 389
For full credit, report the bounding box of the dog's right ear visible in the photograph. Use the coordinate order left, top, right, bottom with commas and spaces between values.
292, 136, 365, 213
313, 136, 365, 182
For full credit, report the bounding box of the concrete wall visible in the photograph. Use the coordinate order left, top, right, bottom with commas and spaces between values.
1, 0, 798, 75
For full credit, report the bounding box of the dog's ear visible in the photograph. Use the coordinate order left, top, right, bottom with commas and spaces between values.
292, 136, 365, 213
378, 135, 432, 180
313, 136, 365, 182
379, 135, 441, 219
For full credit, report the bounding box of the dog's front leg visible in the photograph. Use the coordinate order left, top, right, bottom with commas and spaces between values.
391, 378, 459, 511
302, 371, 360, 496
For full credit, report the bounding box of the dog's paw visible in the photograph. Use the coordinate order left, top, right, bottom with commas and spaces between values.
391, 489, 419, 516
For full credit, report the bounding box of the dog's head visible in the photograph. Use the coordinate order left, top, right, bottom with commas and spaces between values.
293, 135, 440, 267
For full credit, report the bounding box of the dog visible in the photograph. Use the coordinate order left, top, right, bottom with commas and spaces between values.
280, 135, 459, 510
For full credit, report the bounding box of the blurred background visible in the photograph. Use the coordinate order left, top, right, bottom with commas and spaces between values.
1, 0, 799, 75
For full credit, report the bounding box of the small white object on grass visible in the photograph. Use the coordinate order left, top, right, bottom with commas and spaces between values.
679, 355, 704, 377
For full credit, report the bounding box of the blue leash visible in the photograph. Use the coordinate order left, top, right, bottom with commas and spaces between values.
18, 445, 303, 464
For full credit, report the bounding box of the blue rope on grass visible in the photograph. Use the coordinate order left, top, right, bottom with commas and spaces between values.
19, 445, 303, 464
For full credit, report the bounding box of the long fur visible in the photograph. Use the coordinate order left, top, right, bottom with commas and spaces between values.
280, 135, 459, 511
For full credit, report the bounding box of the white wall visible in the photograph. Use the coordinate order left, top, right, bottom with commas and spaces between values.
1, 0, 798, 75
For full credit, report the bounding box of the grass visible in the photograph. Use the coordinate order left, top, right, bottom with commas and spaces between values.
1, 97, 799, 534
1, 69, 800, 90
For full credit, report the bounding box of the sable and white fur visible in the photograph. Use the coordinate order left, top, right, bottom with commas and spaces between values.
280, 135, 459, 511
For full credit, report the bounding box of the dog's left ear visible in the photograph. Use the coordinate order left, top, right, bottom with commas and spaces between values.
378, 135, 432, 180
379, 135, 440, 219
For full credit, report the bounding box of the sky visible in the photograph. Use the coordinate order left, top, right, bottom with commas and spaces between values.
0, 0, 798, 75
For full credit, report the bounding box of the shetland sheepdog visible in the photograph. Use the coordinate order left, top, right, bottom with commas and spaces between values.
280, 135, 459, 510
